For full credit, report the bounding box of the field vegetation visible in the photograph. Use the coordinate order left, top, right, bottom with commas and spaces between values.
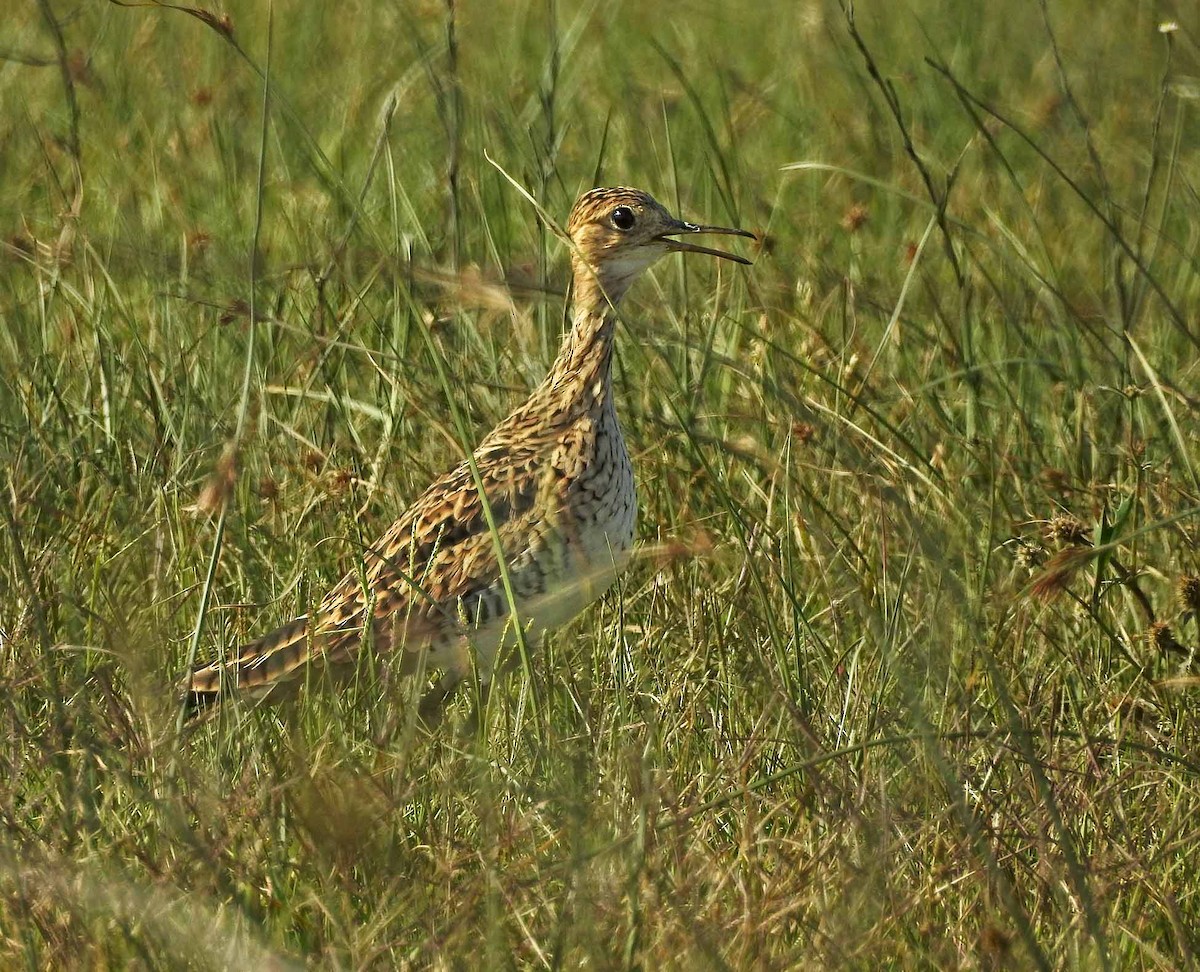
2, 0, 1199, 967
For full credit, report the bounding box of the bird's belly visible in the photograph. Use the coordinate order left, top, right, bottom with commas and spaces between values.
530, 468, 638, 632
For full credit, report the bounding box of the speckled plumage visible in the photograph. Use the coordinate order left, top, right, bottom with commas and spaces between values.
187, 188, 752, 717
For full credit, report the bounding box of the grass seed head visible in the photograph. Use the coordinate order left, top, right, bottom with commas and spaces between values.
1046, 515, 1088, 546
1148, 621, 1186, 658
1029, 547, 1092, 600
791, 421, 815, 445
1177, 575, 1200, 615
840, 203, 869, 232
1013, 540, 1045, 571
195, 448, 237, 515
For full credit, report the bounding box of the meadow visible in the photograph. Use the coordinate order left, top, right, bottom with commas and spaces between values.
2, 0, 1199, 967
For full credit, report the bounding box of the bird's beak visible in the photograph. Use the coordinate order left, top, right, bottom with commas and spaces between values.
658, 219, 756, 265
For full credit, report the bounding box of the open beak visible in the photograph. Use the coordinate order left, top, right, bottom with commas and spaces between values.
658, 219, 756, 265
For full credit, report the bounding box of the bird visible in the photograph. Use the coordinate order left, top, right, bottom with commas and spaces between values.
186, 187, 754, 720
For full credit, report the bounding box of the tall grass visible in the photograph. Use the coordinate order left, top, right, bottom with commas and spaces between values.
1, 0, 1198, 966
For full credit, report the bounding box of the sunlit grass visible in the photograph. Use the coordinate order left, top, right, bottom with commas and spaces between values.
1, 0, 1199, 967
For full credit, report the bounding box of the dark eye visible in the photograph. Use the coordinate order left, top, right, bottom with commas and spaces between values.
610, 206, 636, 231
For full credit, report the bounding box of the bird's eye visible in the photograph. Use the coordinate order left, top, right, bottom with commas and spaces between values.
610, 206, 636, 231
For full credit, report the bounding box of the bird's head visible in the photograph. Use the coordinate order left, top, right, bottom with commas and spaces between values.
566, 187, 754, 305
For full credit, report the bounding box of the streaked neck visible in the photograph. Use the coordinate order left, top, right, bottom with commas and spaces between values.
543, 304, 616, 412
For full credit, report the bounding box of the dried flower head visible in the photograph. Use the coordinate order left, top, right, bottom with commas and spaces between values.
328, 468, 354, 496
1046, 515, 1088, 546
1148, 621, 1186, 658
1013, 540, 1046, 571
195, 448, 237, 516
1177, 575, 1200, 615
841, 203, 869, 233
791, 421, 815, 445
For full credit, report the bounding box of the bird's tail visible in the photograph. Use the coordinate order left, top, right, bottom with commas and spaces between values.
185, 616, 317, 716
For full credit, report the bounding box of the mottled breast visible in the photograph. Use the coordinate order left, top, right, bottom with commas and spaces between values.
460, 399, 637, 657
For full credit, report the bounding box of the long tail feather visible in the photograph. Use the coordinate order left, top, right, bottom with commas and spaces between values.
185, 616, 315, 716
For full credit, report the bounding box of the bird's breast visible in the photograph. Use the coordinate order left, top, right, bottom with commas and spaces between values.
462, 402, 637, 650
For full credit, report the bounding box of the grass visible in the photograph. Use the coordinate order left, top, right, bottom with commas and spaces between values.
2, 0, 1200, 967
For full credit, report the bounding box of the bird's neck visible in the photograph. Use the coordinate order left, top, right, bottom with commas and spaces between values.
528, 253, 633, 424
537, 275, 622, 422
497, 257, 634, 437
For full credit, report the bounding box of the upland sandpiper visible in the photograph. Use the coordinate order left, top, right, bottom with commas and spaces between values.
187, 187, 753, 718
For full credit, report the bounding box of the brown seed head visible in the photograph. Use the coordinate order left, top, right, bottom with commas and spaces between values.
1177, 576, 1200, 615
1029, 547, 1092, 600
1148, 621, 1186, 658
841, 203, 869, 233
1046, 515, 1088, 546
1013, 540, 1046, 571
791, 421, 816, 445
196, 449, 237, 515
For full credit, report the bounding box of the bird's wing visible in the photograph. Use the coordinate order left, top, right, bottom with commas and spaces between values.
186, 435, 560, 708
317, 436, 559, 653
